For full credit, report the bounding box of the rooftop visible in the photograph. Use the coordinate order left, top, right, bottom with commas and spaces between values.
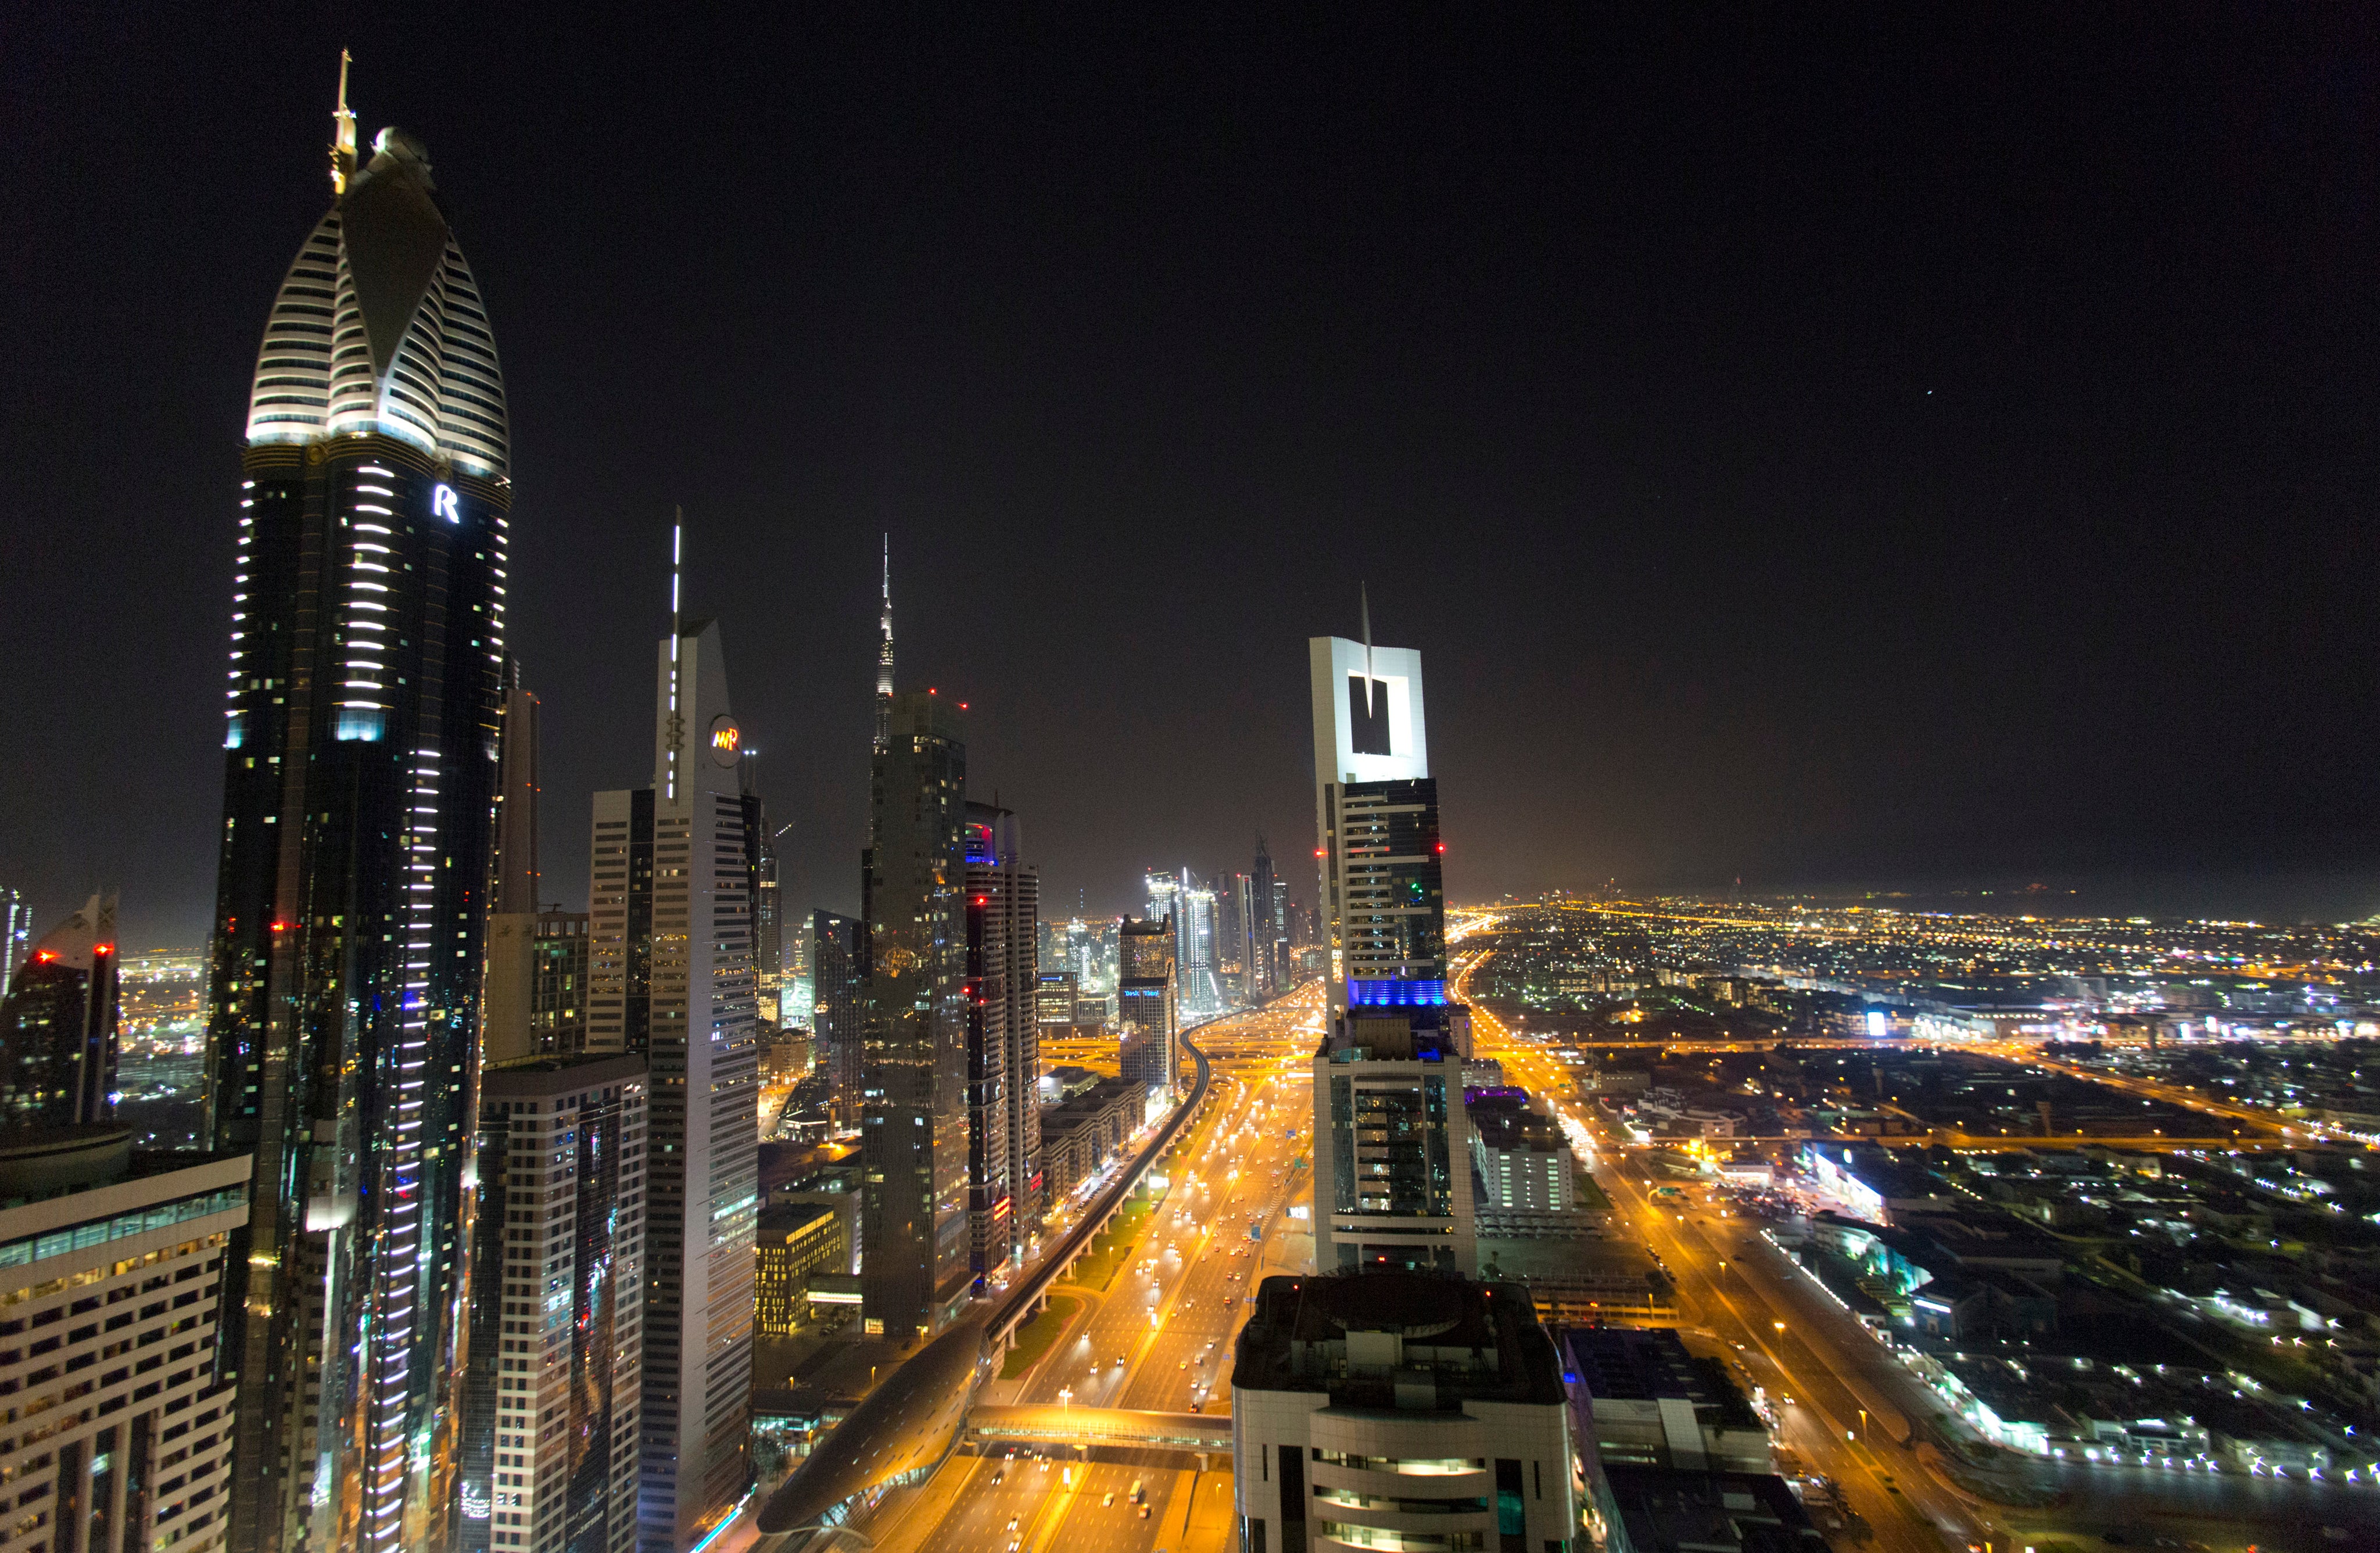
1232, 1268, 1566, 1408
1561, 1326, 1763, 1429
1601, 1468, 1831, 1553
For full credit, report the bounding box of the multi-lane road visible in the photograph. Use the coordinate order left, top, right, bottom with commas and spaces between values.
1452, 934, 2380, 1553
1446, 959, 1985, 1553
837, 983, 1326, 1553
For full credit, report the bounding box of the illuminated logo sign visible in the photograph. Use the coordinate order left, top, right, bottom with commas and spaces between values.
708, 713, 742, 767
433, 484, 461, 523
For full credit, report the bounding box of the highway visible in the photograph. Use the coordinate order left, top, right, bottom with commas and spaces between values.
1450, 949, 1987, 1553
835, 983, 1326, 1553
1451, 927, 2364, 1553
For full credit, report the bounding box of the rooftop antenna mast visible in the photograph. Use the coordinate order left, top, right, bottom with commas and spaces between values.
329, 49, 358, 196
666, 511, 683, 802
1359, 581, 1375, 720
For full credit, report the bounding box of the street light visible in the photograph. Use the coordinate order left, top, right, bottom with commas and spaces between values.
1059, 1386, 1073, 1411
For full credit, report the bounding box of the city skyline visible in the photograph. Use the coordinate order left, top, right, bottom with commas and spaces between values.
17, 27, 2380, 1553
12, 13, 2380, 946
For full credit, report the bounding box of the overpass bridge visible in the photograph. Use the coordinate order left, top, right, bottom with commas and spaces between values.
967, 1404, 1232, 1456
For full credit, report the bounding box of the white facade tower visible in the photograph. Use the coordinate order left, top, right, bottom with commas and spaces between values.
587, 615, 760, 1552
1308, 633, 1429, 1017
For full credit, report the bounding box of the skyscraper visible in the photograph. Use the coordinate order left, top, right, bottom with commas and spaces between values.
585, 617, 759, 1552
0, 886, 34, 1003
0, 892, 120, 1127
1250, 837, 1282, 997
482, 907, 590, 1064
811, 910, 863, 1128
1307, 624, 1474, 1274
1117, 916, 1177, 1095
861, 691, 970, 1340
493, 655, 541, 914
485, 656, 547, 1063
963, 802, 1040, 1275
742, 760, 783, 1032
461, 1055, 648, 1553
209, 67, 511, 1553
1146, 867, 1220, 1018
1307, 630, 1436, 1016
1220, 870, 1254, 1003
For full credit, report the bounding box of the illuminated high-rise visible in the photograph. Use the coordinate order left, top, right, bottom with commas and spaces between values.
811, 910, 864, 1127
1307, 632, 1442, 1015
0, 887, 35, 1003
1307, 623, 1474, 1275
861, 691, 970, 1340
460, 1055, 648, 1553
206, 62, 511, 1553
1117, 916, 1177, 1095
742, 759, 784, 1031
963, 802, 1040, 1274
0, 892, 120, 1127
585, 619, 761, 1551
1250, 837, 1284, 996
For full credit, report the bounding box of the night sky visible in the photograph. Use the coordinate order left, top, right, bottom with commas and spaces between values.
6, 8, 2379, 946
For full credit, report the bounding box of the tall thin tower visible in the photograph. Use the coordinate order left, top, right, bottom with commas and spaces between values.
583, 532, 761, 1552
873, 536, 895, 756
209, 58, 511, 1553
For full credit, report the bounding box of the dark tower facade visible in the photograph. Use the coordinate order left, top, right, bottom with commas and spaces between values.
962, 803, 1040, 1277
1251, 837, 1282, 997
207, 73, 511, 1553
811, 910, 864, 1128
0, 892, 120, 1127
741, 760, 783, 1030
860, 692, 969, 1341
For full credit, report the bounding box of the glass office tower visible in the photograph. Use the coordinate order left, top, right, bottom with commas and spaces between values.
963, 803, 1040, 1275
0, 893, 120, 1127
208, 91, 511, 1553
860, 692, 969, 1340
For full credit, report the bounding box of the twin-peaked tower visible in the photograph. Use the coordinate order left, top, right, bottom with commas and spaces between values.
209, 63, 510, 1553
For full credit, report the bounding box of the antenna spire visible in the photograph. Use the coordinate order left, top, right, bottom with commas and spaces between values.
329, 50, 359, 196
1360, 581, 1375, 719
666, 511, 684, 802
874, 533, 895, 755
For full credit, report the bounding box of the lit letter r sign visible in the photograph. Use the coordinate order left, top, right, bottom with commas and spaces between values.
433, 484, 461, 523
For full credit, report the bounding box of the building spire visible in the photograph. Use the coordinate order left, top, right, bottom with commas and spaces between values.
666, 511, 684, 802
874, 534, 895, 755
1359, 580, 1375, 719
329, 49, 358, 196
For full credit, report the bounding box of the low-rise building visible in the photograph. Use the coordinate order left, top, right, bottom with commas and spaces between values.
1231, 1269, 1578, 1553
1598, 1466, 1830, 1553
754, 1202, 851, 1336
1560, 1326, 1772, 1475
1469, 1096, 1575, 1213
1039, 1078, 1144, 1203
